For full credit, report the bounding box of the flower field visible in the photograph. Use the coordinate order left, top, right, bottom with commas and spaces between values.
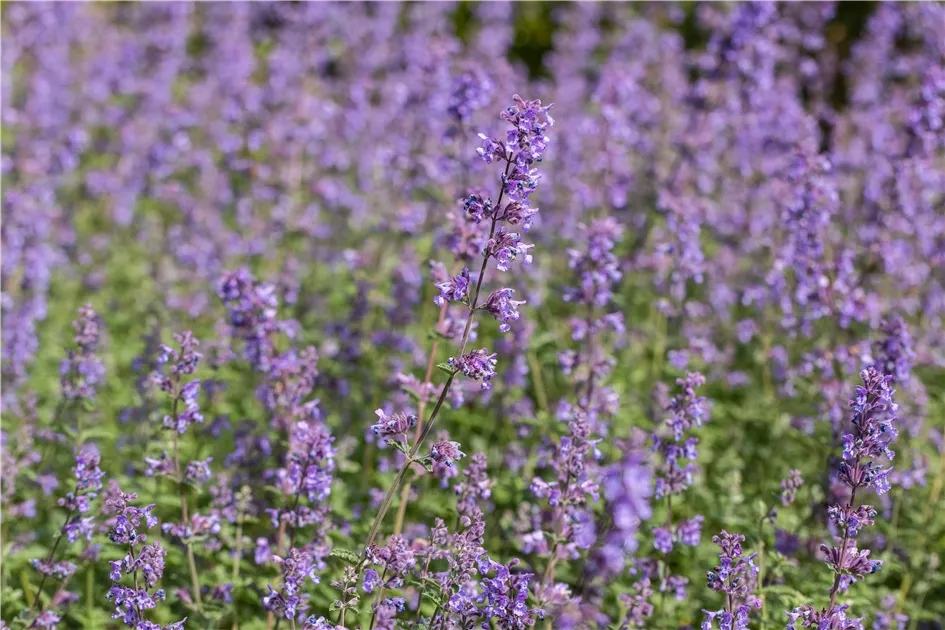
2, 3, 944, 629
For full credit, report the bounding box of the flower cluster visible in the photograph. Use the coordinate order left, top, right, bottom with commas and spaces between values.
449, 349, 498, 390
787, 368, 900, 627
217, 269, 292, 373
59, 304, 105, 402
653, 372, 709, 499
263, 548, 322, 620
152, 332, 204, 435
701, 531, 760, 630
2, 5, 944, 630
104, 488, 183, 629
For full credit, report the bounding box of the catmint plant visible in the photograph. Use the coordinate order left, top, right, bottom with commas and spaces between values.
334, 94, 554, 626
786, 367, 900, 628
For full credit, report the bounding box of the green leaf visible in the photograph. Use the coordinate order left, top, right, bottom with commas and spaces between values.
436, 362, 454, 374
329, 547, 360, 564
386, 439, 409, 455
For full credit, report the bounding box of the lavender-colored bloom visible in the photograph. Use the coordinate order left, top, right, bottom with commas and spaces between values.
839, 368, 899, 495
785, 605, 864, 630
664, 575, 688, 601
484, 229, 534, 271
456, 451, 493, 517
31, 559, 76, 580
475, 556, 544, 629
430, 439, 465, 467
676, 515, 704, 547
185, 458, 213, 484
448, 65, 493, 125
217, 268, 289, 373
653, 373, 709, 500
361, 568, 379, 593
873, 595, 909, 630
483, 288, 526, 332
434, 267, 471, 307
704, 530, 761, 628
463, 194, 495, 225
600, 452, 652, 570
449, 348, 498, 389
156, 330, 202, 377
872, 316, 914, 385
57, 444, 104, 514
30, 611, 62, 628
779, 469, 803, 507
618, 579, 654, 627
371, 409, 417, 438
653, 527, 673, 554
59, 304, 105, 402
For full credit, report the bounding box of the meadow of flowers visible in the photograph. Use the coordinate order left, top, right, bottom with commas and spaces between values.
2, 2, 944, 629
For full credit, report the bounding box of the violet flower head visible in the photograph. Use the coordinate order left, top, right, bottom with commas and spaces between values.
780, 469, 804, 507
217, 268, 286, 373
185, 458, 213, 484
476, 556, 544, 629
677, 515, 704, 547
596, 452, 652, 577
483, 287, 526, 333
565, 217, 624, 308
872, 315, 914, 385
653, 527, 673, 554
371, 409, 417, 438
152, 331, 205, 434
785, 605, 864, 630
103, 490, 182, 629
666, 372, 709, 440
463, 194, 494, 225
430, 439, 465, 467
456, 451, 493, 517
449, 348, 498, 389
263, 547, 322, 620
156, 330, 202, 377
434, 267, 471, 307
448, 65, 493, 125
59, 303, 105, 402
618, 579, 655, 628
702, 531, 760, 630
840, 368, 899, 495
57, 444, 105, 514
484, 229, 534, 272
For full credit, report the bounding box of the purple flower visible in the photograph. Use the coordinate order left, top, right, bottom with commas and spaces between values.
434, 267, 471, 307
362, 568, 379, 593
618, 579, 655, 627
475, 556, 544, 629
449, 348, 498, 389
462, 194, 494, 225
371, 409, 417, 438
484, 229, 534, 271
704, 531, 760, 621
779, 469, 803, 507
430, 440, 465, 467
59, 304, 105, 402
785, 605, 864, 630
653, 527, 673, 554
156, 331, 202, 377
456, 452, 493, 517
676, 515, 704, 547
839, 368, 899, 495
185, 458, 213, 484
482, 288, 526, 332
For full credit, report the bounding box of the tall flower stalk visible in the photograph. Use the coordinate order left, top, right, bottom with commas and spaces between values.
335, 94, 554, 626
786, 367, 899, 628
150, 331, 205, 610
